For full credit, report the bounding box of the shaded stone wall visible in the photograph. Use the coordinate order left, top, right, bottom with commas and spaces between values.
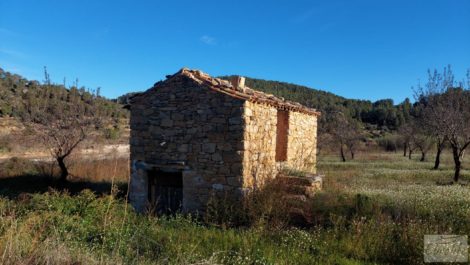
242, 101, 279, 188
287, 111, 317, 173
129, 160, 149, 213
129, 75, 245, 212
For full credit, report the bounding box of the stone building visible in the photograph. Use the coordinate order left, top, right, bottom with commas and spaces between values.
129, 68, 320, 213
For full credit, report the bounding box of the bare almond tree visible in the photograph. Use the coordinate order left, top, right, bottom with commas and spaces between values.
27, 68, 101, 182
325, 111, 362, 162
345, 121, 362, 160
36, 108, 98, 181
416, 66, 470, 181
403, 117, 435, 162
398, 124, 413, 157
440, 88, 470, 182
412, 133, 433, 162
414, 95, 447, 168
399, 120, 418, 160
415, 72, 450, 169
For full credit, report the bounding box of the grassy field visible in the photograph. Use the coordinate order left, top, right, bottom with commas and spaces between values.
0, 152, 469, 264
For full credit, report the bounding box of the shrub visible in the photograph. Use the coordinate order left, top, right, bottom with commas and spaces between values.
103, 127, 120, 140
376, 134, 402, 152
0, 135, 12, 153
205, 179, 291, 229
0, 157, 39, 178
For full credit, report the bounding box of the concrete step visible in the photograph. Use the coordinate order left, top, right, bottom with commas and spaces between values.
277, 175, 314, 186
278, 175, 323, 192
283, 184, 308, 194
282, 194, 307, 202
278, 174, 323, 187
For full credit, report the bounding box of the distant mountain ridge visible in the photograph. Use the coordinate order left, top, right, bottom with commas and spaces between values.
220, 75, 364, 108
118, 74, 412, 131
219, 76, 413, 130
2, 66, 411, 132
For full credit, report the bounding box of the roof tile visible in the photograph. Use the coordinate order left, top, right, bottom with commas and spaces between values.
178, 68, 320, 116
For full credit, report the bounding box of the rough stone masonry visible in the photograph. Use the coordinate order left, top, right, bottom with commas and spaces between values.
128, 68, 320, 213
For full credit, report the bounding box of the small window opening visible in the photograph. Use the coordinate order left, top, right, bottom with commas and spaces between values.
275, 110, 289, 162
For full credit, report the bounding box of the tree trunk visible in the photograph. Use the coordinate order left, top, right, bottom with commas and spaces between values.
433, 146, 442, 170
452, 147, 461, 183
420, 151, 426, 162
340, 145, 346, 162
408, 149, 412, 160
350, 149, 355, 160
57, 156, 68, 182
403, 143, 407, 157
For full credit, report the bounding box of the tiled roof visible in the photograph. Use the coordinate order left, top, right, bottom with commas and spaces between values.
176, 68, 320, 116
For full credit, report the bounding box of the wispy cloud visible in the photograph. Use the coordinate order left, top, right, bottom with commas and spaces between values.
3, 66, 21, 73
0, 28, 20, 37
291, 8, 320, 24
0, 28, 13, 35
0, 61, 22, 75
290, 7, 337, 33
200, 35, 217, 45
0, 48, 27, 59
93, 27, 110, 39
318, 22, 336, 33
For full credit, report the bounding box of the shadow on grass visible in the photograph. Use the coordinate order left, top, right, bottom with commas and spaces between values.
0, 174, 128, 199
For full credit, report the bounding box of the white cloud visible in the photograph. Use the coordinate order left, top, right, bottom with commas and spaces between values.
200, 35, 217, 45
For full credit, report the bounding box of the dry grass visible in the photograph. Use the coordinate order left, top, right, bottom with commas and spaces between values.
0, 157, 129, 199
68, 158, 129, 183
0, 156, 129, 182
205, 178, 295, 229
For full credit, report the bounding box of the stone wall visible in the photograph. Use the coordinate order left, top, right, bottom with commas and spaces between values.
286, 111, 317, 173
242, 101, 279, 188
129, 73, 319, 213
129, 75, 246, 212
241, 102, 318, 190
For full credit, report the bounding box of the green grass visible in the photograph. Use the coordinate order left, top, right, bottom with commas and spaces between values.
1, 152, 470, 264
0, 190, 380, 265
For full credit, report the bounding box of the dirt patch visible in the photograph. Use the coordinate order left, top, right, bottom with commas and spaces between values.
0, 117, 24, 136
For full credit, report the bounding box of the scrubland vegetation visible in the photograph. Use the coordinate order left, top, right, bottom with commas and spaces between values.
0, 151, 469, 265
2, 67, 470, 264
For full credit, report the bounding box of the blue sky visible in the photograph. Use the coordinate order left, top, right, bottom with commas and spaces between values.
0, 0, 469, 103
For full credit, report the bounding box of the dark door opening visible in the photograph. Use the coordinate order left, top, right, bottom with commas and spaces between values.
148, 170, 183, 214
276, 110, 289, 162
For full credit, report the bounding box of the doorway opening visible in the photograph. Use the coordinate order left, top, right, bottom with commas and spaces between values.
148, 170, 183, 214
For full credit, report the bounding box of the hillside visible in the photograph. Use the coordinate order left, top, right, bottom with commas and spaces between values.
119, 74, 413, 131
221, 76, 413, 130
0, 67, 128, 121
0, 66, 413, 132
